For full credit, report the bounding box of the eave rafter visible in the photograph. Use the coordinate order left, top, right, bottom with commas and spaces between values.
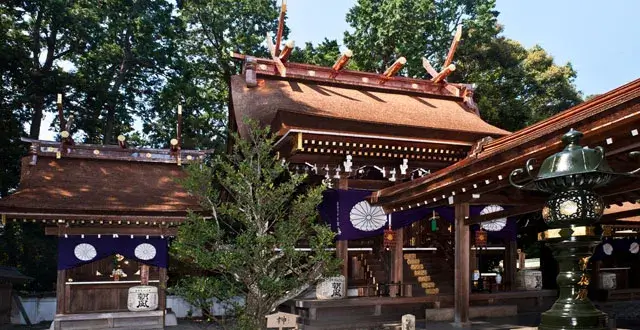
276, 131, 470, 164
370, 88, 640, 216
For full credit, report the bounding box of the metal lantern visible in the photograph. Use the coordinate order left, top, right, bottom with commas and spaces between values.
475, 228, 487, 247
510, 129, 640, 330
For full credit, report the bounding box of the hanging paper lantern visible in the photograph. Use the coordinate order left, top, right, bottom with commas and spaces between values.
383, 229, 396, 248
475, 228, 487, 247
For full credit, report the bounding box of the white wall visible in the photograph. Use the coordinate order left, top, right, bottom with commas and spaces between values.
10, 296, 56, 324
10, 296, 244, 324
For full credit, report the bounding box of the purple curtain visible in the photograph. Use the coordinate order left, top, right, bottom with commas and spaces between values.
591, 238, 640, 261
318, 189, 517, 241
58, 236, 168, 270
319, 189, 518, 241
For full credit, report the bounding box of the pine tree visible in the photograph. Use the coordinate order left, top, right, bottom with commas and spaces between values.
171, 120, 340, 329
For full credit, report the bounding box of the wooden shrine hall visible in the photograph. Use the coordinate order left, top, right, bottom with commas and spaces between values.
369, 77, 640, 326
227, 14, 540, 327
229, 4, 640, 327
0, 136, 207, 329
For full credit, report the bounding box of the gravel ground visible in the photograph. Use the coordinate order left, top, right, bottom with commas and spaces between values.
3, 304, 640, 330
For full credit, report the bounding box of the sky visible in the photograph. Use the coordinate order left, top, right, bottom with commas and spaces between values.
287, 0, 640, 97
38, 0, 640, 140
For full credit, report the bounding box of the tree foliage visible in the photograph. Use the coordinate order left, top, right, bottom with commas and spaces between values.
342, 0, 582, 131
171, 121, 339, 329
143, 0, 281, 150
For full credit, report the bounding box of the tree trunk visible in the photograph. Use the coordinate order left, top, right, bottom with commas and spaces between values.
244, 293, 268, 329
102, 27, 132, 144
29, 97, 43, 139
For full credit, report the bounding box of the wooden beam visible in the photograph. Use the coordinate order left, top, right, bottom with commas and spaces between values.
56, 269, 66, 314
421, 57, 438, 79
331, 50, 353, 75
379, 57, 407, 84
432, 64, 456, 84
57, 94, 66, 136
265, 33, 287, 77
337, 178, 349, 287
443, 25, 462, 69
5, 212, 188, 223
231, 52, 462, 97
370, 91, 640, 210
159, 267, 167, 326
504, 240, 517, 291
45, 226, 177, 236
391, 227, 404, 296
279, 40, 294, 62
454, 203, 470, 326
465, 203, 542, 225
274, 0, 287, 56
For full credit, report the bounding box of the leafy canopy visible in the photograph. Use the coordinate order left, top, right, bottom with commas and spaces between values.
341, 0, 582, 131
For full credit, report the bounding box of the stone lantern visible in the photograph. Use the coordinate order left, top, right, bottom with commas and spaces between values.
509, 129, 639, 330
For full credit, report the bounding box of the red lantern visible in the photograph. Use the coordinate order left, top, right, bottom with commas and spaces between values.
475, 228, 487, 247
383, 229, 396, 248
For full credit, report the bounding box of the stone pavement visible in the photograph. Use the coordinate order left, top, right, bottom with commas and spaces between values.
3, 307, 640, 329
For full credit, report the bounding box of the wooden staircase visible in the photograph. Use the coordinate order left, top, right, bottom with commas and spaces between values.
403, 253, 454, 296
362, 254, 389, 285
404, 253, 439, 295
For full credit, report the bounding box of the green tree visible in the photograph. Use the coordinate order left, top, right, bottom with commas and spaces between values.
171, 121, 339, 329
343, 0, 500, 76
143, 0, 282, 150
66, 0, 177, 144
289, 39, 342, 67
455, 38, 582, 130
342, 0, 582, 131
3, 0, 94, 139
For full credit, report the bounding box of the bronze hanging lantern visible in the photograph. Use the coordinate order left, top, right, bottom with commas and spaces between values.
475, 228, 487, 247
510, 129, 640, 330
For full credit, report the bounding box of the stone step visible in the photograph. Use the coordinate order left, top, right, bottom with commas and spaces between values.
420, 282, 436, 289
408, 263, 424, 270
425, 288, 440, 295
406, 258, 420, 265
403, 253, 417, 260
413, 269, 428, 277
416, 275, 431, 283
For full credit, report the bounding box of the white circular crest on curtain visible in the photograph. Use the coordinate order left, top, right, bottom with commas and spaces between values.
74, 243, 97, 261
134, 243, 157, 260
480, 205, 507, 231
630, 242, 639, 254
350, 200, 386, 231
602, 243, 613, 256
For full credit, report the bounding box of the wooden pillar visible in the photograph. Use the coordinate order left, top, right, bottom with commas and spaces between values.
454, 203, 470, 326
592, 260, 601, 290
470, 248, 477, 274
337, 178, 349, 288
159, 267, 167, 326
391, 228, 404, 296
504, 240, 517, 291
56, 269, 66, 314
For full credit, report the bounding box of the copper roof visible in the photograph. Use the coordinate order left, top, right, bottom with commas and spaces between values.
0, 155, 201, 221
230, 75, 509, 143
370, 77, 640, 212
